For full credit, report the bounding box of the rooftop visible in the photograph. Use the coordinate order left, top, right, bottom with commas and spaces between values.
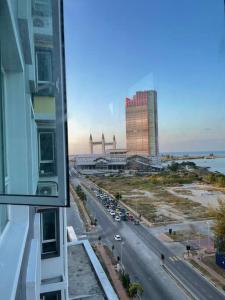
68, 240, 118, 300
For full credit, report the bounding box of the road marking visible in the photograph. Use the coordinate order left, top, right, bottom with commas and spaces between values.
169, 256, 181, 262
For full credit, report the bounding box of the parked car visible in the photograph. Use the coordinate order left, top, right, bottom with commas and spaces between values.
115, 216, 121, 222
121, 215, 128, 221
114, 234, 122, 241
110, 211, 116, 216
129, 215, 134, 221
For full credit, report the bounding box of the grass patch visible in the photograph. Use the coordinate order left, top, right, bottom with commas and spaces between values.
122, 197, 157, 222
202, 255, 225, 278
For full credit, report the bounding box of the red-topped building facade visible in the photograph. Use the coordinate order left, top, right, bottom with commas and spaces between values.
125, 90, 159, 156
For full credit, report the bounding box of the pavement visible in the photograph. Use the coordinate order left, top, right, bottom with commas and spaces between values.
96, 244, 130, 300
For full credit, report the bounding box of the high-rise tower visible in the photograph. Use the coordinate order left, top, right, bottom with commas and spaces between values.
125, 90, 159, 156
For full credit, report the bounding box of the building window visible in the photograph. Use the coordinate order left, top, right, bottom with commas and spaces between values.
41, 209, 59, 259
36, 50, 52, 84
40, 290, 61, 300
39, 131, 56, 176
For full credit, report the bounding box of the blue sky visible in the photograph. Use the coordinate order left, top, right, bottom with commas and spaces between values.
64, 0, 225, 154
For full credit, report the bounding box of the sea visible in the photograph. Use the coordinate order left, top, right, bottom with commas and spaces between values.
161, 151, 225, 175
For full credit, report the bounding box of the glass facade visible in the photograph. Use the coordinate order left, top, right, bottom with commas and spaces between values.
126, 91, 158, 156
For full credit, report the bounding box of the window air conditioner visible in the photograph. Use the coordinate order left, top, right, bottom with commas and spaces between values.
37, 182, 58, 196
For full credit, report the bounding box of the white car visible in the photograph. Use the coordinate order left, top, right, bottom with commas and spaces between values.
110, 211, 116, 216
114, 234, 122, 241
115, 216, 121, 222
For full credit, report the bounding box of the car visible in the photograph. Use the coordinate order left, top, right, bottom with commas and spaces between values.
134, 220, 140, 225
121, 215, 128, 221
110, 211, 116, 216
129, 215, 134, 221
114, 234, 122, 241
115, 216, 121, 222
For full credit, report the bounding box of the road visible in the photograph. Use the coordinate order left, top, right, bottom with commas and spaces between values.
70, 174, 225, 300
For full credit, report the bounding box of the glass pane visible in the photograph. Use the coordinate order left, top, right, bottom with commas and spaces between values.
37, 51, 52, 83
42, 210, 56, 240
42, 241, 57, 254
0, 0, 68, 206
41, 291, 60, 300
40, 132, 54, 162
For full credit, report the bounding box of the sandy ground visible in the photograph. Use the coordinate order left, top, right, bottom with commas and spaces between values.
122, 183, 225, 222
166, 184, 225, 208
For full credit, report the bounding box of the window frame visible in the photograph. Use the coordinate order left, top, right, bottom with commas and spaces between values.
38, 130, 56, 177
36, 49, 53, 84
40, 208, 60, 259
40, 290, 61, 300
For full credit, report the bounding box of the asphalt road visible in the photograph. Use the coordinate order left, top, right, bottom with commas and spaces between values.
70, 176, 188, 300
70, 174, 225, 300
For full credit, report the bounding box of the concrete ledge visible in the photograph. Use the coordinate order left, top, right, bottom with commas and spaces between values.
68, 240, 118, 300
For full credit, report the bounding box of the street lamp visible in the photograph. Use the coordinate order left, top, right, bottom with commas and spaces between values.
206, 221, 210, 250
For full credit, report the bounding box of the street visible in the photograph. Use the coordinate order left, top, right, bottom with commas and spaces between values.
68, 174, 225, 300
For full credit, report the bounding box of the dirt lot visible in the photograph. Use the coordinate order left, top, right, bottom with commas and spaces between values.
89, 175, 213, 224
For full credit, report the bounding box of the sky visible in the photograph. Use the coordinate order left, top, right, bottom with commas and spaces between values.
64, 0, 225, 154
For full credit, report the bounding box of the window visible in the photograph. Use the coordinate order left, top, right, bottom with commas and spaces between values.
0, 0, 69, 206
40, 291, 61, 300
36, 50, 52, 83
41, 209, 59, 259
39, 131, 56, 176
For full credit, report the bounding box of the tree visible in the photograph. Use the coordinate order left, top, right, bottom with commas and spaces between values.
128, 282, 144, 298
115, 192, 122, 201
209, 199, 225, 252
121, 272, 130, 290
168, 162, 179, 172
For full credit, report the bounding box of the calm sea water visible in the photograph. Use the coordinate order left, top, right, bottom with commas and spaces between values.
161, 151, 225, 175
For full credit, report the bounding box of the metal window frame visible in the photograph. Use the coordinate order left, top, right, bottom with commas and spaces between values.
40, 290, 61, 300
0, 0, 69, 207
40, 208, 60, 259
39, 131, 55, 163
36, 49, 53, 84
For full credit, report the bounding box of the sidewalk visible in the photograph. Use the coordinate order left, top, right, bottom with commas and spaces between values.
70, 183, 92, 231
96, 244, 130, 300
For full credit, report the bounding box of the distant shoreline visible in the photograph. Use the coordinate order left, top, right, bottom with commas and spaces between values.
161, 155, 225, 161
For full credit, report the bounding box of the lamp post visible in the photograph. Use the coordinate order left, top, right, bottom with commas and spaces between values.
206, 221, 210, 250
136, 198, 138, 215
